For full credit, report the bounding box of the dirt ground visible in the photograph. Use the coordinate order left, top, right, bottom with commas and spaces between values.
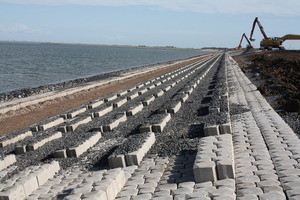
233, 50, 300, 134
0, 56, 205, 137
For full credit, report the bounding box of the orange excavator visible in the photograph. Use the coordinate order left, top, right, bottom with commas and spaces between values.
250, 17, 300, 50
235, 33, 253, 50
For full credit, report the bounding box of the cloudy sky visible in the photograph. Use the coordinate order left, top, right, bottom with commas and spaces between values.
1, 0, 300, 49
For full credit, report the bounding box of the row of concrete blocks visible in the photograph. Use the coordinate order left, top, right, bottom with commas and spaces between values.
140, 113, 172, 133
193, 134, 235, 183
0, 155, 16, 172
108, 132, 156, 168
53, 132, 102, 158
0, 131, 32, 148
0, 161, 60, 200
15, 132, 63, 155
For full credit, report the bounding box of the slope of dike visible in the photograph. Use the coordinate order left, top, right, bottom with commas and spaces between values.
0, 52, 299, 200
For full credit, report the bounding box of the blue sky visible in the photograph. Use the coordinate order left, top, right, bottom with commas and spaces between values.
1, 0, 300, 49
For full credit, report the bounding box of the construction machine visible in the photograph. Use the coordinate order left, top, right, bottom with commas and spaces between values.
250, 17, 300, 50
235, 33, 253, 50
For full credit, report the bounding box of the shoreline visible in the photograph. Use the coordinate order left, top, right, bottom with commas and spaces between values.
0, 54, 210, 137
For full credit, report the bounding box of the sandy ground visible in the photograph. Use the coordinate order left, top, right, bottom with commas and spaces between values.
0, 56, 207, 137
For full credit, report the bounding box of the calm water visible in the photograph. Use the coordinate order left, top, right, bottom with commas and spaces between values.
0, 42, 207, 93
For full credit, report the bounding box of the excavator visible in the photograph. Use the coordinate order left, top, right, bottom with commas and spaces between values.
235, 33, 253, 50
250, 17, 300, 50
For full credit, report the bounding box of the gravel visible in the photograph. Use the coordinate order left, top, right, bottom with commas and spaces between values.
0, 54, 229, 180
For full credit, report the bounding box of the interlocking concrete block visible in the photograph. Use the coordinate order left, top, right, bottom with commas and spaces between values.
67, 107, 87, 119
219, 123, 232, 134
259, 191, 286, 200
3, 155, 16, 168
36, 161, 60, 186
22, 175, 39, 196
193, 161, 217, 183
82, 190, 107, 200
216, 159, 235, 179
0, 184, 26, 200
66, 116, 92, 132
108, 154, 126, 168
38, 117, 64, 131
204, 125, 220, 136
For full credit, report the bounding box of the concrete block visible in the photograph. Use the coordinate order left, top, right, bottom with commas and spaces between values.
139, 125, 152, 133
94, 180, 116, 200
108, 154, 126, 168
0, 131, 32, 148
152, 113, 171, 133
127, 92, 139, 100
67, 116, 92, 132
113, 98, 127, 108
22, 175, 39, 196
94, 106, 113, 118
167, 101, 181, 114
126, 103, 143, 116
163, 86, 171, 92
204, 125, 220, 136
82, 190, 107, 200
88, 99, 104, 109
0, 184, 26, 200
103, 113, 126, 132
193, 161, 217, 183
104, 95, 118, 103
67, 107, 87, 119
15, 145, 27, 154
38, 117, 64, 131
142, 96, 155, 106
154, 90, 164, 98
36, 161, 60, 186
138, 88, 148, 95
219, 123, 232, 134
216, 160, 235, 179
53, 149, 67, 158
27, 132, 62, 151
4, 155, 16, 167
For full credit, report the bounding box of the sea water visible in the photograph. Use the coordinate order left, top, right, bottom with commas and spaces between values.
0, 42, 208, 94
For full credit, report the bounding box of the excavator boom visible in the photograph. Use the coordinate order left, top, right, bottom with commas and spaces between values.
235, 33, 252, 50
250, 17, 268, 41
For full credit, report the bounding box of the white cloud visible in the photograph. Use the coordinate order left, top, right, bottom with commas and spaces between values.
0, 23, 46, 33
0, 0, 299, 16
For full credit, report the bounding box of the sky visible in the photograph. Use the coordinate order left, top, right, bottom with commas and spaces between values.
1, 0, 300, 49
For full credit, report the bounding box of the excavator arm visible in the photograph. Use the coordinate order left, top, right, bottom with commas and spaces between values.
235, 33, 253, 50
281, 34, 300, 40
250, 17, 268, 41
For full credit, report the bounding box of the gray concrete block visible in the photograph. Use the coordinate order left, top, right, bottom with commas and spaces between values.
216, 160, 235, 179
38, 117, 65, 131
94, 106, 113, 118
88, 99, 104, 109
193, 161, 217, 183
204, 125, 220, 136
219, 123, 232, 134
66, 116, 92, 132
53, 149, 67, 158
108, 154, 126, 168
127, 92, 139, 100
15, 145, 27, 154
67, 107, 87, 119
0, 184, 26, 200
126, 103, 143, 116
139, 125, 152, 133
22, 175, 39, 196
142, 96, 155, 106
104, 95, 118, 102
0, 131, 32, 148
113, 98, 127, 108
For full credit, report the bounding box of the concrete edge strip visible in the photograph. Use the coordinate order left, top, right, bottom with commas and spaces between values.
0, 154, 16, 171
